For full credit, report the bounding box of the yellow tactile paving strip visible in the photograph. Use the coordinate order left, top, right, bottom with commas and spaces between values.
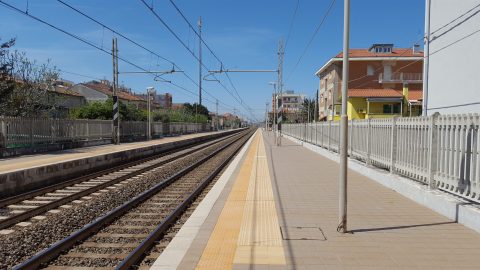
234, 135, 285, 265
196, 132, 285, 269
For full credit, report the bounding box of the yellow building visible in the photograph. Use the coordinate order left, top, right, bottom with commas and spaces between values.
346, 87, 422, 120
326, 86, 422, 120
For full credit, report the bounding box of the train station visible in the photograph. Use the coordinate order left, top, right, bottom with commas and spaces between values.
2, 0, 480, 269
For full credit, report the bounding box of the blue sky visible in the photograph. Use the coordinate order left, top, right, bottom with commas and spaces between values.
0, 0, 425, 121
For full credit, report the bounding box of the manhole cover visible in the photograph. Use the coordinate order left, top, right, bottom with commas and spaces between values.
280, 226, 326, 240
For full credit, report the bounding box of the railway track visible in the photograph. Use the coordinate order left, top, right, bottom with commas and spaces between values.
3, 128, 254, 269
0, 130, 242, 231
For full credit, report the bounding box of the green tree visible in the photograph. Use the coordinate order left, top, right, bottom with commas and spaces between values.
0, 38, 16, 113
0, 38, 60, 117
70, 98, 147, 121
183, 102, 210, 119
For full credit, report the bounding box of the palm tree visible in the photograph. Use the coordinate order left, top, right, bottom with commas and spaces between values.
301, 98, 316, 123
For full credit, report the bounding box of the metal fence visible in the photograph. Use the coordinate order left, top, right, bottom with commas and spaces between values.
283, 113, 480, 203
0, 117, 212, 150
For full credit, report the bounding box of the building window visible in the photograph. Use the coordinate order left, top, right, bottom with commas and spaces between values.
367, 65, 374, 76
383, 104, 401, 114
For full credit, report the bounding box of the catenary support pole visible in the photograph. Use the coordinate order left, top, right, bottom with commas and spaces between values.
338, 0, 350, 234
422, 0, 431, 116
265, 102, 269, 130
277, 39, 284, 146
112, 38, 120, 145
198, 16, 203, 106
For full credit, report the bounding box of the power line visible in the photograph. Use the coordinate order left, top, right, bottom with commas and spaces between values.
285, 0, 300, 49
347, 2, 480, 86
1, 1, 256, 120
56, 0, 175, 66
286, 0, 336, 82
148, 0, 257, 121
53, 0, 239, 115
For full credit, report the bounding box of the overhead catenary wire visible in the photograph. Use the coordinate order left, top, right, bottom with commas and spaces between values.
286, 0, 337, 82
141, 0, 258, 121
285, 0, 300, 50
346, 2, 480, 87
0, 1, 243, 118
56, 0, 235, 109
166, 0, 253, 115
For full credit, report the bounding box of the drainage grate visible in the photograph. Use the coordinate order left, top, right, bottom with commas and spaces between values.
280, 226, 327, 240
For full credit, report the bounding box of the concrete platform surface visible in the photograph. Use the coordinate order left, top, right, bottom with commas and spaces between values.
157, 129, 480, 270
0, 130, 241, 198
0, 131, 220, 173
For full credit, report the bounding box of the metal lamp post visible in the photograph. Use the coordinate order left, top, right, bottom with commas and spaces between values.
338, 0, 350, 234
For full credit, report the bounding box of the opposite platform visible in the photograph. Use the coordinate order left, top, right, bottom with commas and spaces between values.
0, 130, 239, 197
155, 129, 480, 270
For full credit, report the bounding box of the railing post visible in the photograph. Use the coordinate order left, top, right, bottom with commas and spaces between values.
30, 118, 34, 147
328, 120, 332, 151
366, 118, 371, 165
390, 116, 398, 173
427, 113, 440, 189
0, 118, 6, 150
315, 122, 318, 145
349, 119, 353, 156
51, 120, 55, 144
86, 120, 90, 140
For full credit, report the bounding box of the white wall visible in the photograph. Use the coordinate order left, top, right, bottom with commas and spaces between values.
428, 0, 480, 114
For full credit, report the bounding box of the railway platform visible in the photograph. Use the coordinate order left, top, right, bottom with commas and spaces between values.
153, 129, 480, 270
0, 130, 237, 197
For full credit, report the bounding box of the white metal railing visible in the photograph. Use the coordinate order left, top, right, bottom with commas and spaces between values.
0, 117, 213, 151
283, 113, 480, 203
378, 72, 423, 83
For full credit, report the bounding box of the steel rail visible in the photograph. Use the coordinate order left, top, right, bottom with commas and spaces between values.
116, 130, 253, 269
0, 131, 242, 230
12, 129, 252, 270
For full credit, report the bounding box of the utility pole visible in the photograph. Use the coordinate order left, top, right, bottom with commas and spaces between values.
422, 0, 431, 116
233, 107, 237, 129
315, 89, 318, 122
338, 0, 350, 234
307, 101, 310, 123
112, 38, 120, 145
216, 99, 219, 131
269, 82, 277, 144
265, 102, 269, 130
277, 39, 284, 146
198, 16, 203, 106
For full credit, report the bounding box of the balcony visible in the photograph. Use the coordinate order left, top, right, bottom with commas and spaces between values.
378, 72, 423, 83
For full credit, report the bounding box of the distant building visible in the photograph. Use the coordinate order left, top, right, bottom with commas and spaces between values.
426, 0, 480, 114
315, 43, 423, 120
136, 92, 172, 109
171, 103, 185, 110
271, 90, 305, 123
70, 80, 147, 109
46, 84, 87, 118
50, 84, 86, 109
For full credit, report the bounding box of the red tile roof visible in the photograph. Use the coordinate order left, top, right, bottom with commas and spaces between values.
53, 85, 83, 97
335, 48, 423, 58
408, 90, 423, 100
83, 82, 146, 102
348, 88, 403, 98
348, 88, 423, 100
